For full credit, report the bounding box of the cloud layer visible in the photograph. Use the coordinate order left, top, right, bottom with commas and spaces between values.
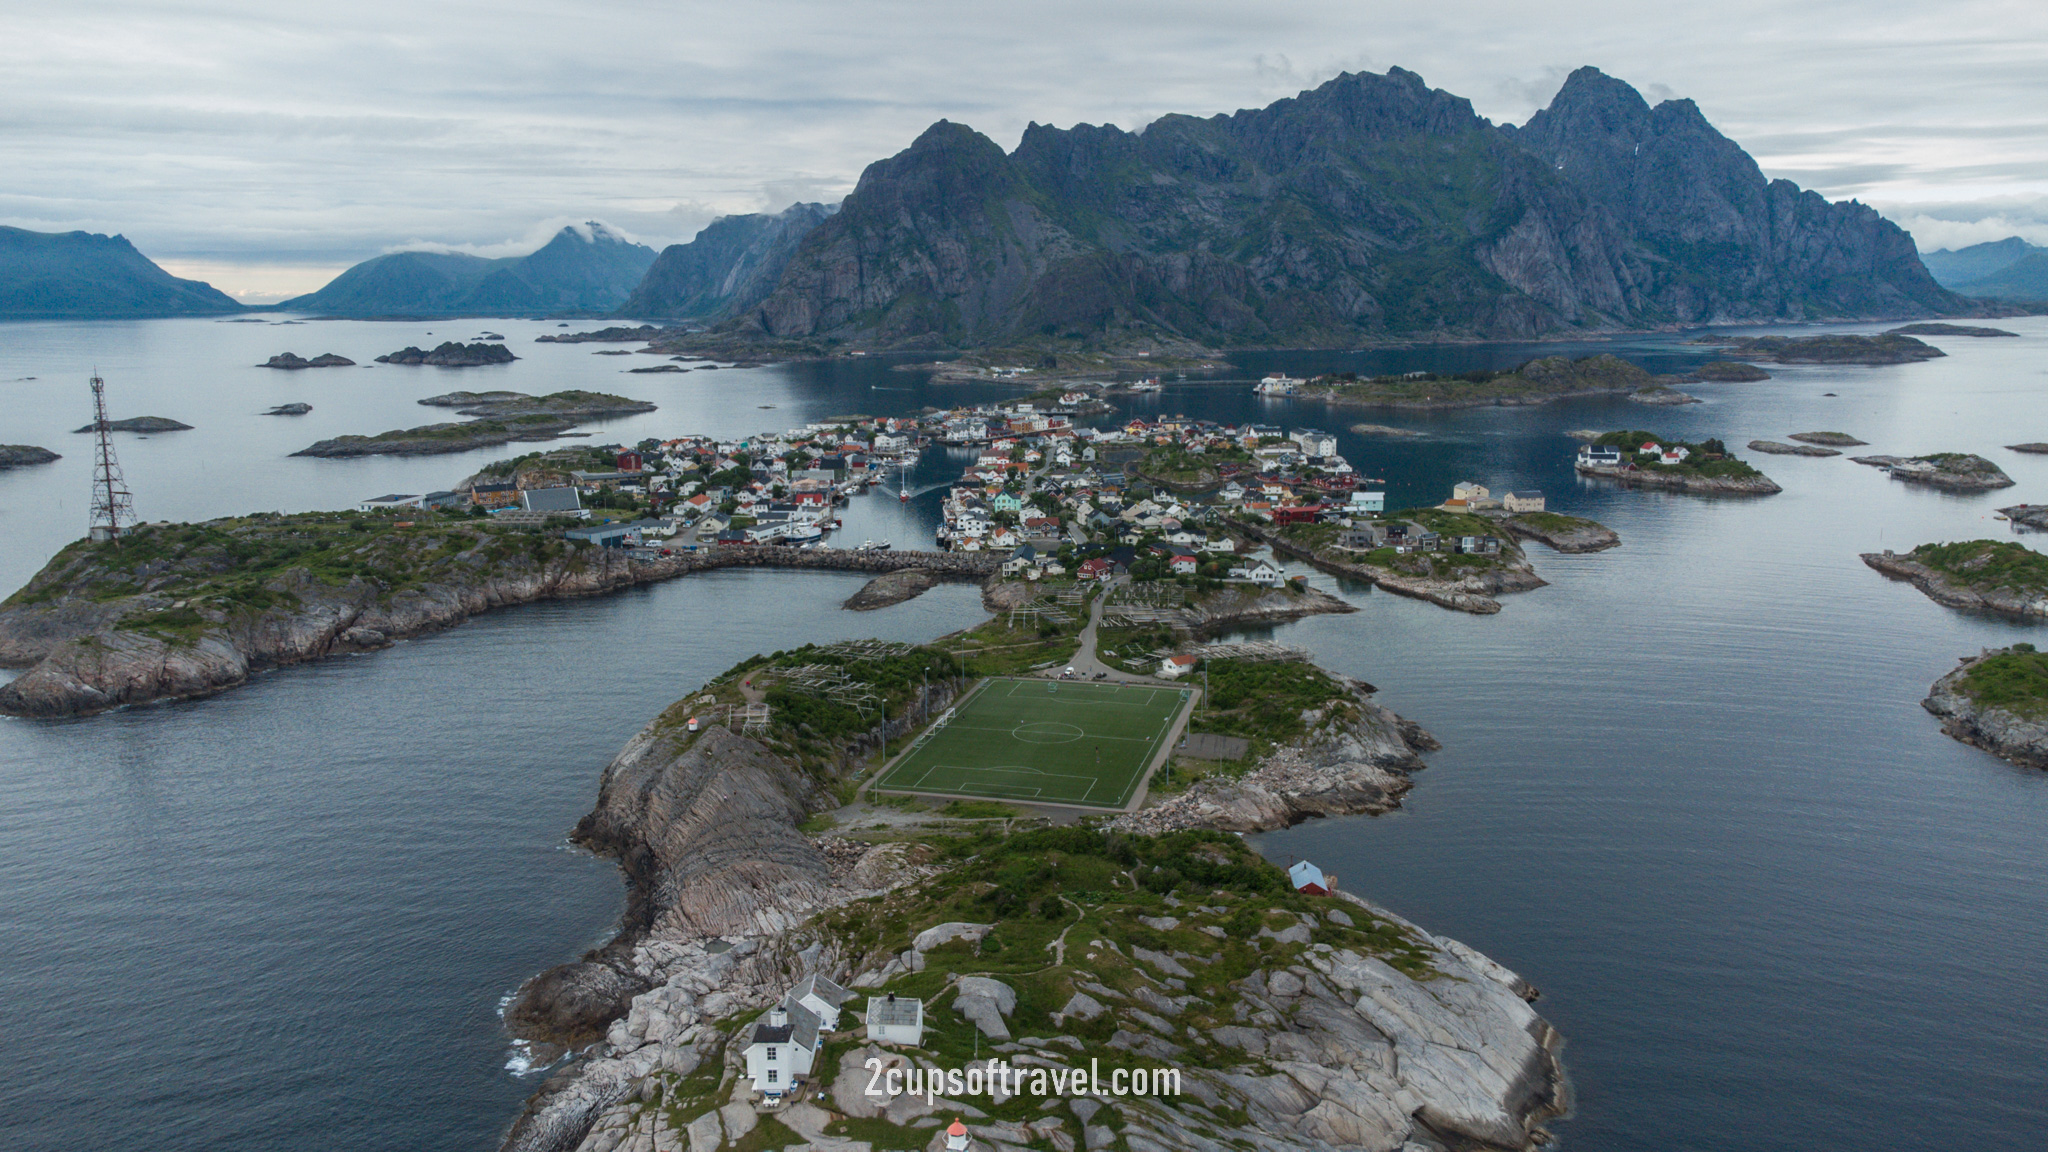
5, 0, 2043, 300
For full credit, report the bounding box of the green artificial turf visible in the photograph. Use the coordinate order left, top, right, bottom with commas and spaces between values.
874, 677, 1190, 808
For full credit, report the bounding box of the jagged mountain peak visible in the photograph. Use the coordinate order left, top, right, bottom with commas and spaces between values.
557, 220, 638, 246
653, 65, 1964, 345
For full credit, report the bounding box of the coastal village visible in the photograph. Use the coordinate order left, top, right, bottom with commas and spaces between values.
350, 386, 1565, 590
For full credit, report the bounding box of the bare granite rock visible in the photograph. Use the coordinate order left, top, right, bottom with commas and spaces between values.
845, 568, 939, 610
1112, 680, 1438, 834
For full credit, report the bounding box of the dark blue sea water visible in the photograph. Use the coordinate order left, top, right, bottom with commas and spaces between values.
2, 316, 2046, 1150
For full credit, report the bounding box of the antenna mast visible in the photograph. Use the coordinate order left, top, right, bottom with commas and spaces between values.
88, 373, 134, 544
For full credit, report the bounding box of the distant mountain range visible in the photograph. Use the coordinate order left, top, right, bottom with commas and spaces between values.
639, 66, 1965, 350
1921, 238, 2048, 300
0, 227, 242, 319
282, 222, 655, 316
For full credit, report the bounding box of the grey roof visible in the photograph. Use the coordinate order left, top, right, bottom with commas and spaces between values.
780, 999, 822, 1049
866, 995, 923, 1028
522, 487, 581, 512
1505, 489, 1545, 498
749, 1021, 793, 1046
363, 494, 417, 503
790, 972, 854, 1010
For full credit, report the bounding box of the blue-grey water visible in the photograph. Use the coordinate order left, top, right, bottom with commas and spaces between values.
3, 316, 2046, 1150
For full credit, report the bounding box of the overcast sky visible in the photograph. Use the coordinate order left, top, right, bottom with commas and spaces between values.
5, 0, 2043, 301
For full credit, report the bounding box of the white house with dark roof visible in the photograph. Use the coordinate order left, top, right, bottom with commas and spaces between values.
1502, 489, 1546, 513
743, 1001, 823, 1098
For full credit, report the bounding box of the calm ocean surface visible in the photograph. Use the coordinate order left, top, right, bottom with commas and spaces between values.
2, 316, 2045, 1150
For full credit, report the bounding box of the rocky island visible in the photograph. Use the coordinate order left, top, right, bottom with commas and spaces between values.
1503, 511, 1620, 552
294, 391, 659, 457
1683, 361, 1771, 382
260, 352, 355, 369
1691, 332, 1944, 364
376, 341, 518, 367
0, 445, 60, 469
1922, 645, 2048, 767
1748, 440, 1840, 457
1627, 385, 1699, 405
2006, 443, 2048, 455
72, 416, 192, 433
1848, 453, 2013, 491
498, 630, 1567, 1152
1888, 323, 2018, 338
1300, 353, 1676, 410
1789, 432, 1866, 447
417, 389, 658, 420
1576, 431, 1781, 494
262, 403, 313, 416
534, 325, 670, 344
2000, 504, 2048, 530
1862, 541, 2048, 619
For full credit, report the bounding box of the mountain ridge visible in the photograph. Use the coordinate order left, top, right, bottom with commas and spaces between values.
1922, 238, 2048, 300
660, 66, 1965, 351
0, 227, 243, 319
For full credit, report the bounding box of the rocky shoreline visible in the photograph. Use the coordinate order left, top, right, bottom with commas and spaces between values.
1860, 550, 2048, 618
1575, 462, 1782, 495
1923, 649, 2048, 767
0, 540, 998, 718
1109, 678, 1439, 834
1503, 514, 1620, 553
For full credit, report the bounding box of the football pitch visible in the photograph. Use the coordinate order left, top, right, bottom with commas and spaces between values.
874, 677, 1192, 809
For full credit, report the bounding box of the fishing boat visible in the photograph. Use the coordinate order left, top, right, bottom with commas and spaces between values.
856, 540, 892, 551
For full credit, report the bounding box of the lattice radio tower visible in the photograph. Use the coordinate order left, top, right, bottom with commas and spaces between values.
87, 373, 135, 544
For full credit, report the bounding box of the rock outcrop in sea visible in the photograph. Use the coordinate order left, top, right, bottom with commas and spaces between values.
71, 416, 192, 433
375, 341, 519, 367
260, 352, 355, 369
0, 445, 60, 469
1923, 648, 2048, 767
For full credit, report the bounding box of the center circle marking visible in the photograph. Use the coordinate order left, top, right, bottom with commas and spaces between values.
1013, 721, 1085, 744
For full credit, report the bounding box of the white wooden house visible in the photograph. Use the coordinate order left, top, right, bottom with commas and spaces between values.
1228, 558, 1284, 587
743, 1002, 823, 1099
